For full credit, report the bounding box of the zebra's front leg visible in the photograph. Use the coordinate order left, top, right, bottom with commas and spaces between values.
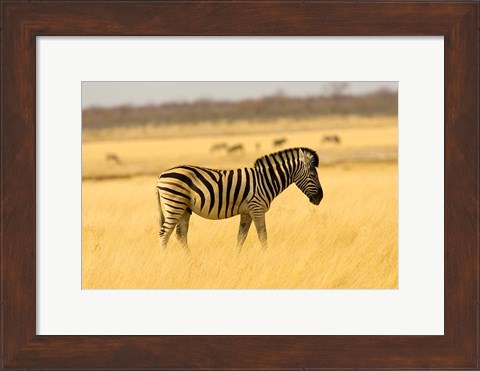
252, 213, 267, 249
236, 214, 252, 252
176, 210, 191, 251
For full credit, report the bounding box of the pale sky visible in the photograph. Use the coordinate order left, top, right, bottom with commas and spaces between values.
82, 81, 398, 109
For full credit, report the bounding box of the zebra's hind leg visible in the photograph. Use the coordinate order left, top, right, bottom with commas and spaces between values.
159, 222, 176, 249
252, 213, 268, 249
176, 209, 192, 250
236, 213, 252, 252
159, 210, 186, 249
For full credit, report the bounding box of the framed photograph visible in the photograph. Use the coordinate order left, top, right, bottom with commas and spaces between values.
1, 1, 478, 370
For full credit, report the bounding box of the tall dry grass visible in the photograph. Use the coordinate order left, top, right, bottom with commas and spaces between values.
82, 117, 398, 289
82, 163, 397, 289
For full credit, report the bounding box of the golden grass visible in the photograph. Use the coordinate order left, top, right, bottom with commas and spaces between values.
82, 122, 398, 288
82, 117, 397, 179
82, 162, 397, 289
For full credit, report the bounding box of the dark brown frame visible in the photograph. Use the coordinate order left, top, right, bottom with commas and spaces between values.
1, 1, 478, 369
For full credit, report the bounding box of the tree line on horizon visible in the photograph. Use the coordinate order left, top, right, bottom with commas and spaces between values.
82, 90, 397, 130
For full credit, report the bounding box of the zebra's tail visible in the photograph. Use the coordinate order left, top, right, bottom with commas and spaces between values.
156, 186, 165, 227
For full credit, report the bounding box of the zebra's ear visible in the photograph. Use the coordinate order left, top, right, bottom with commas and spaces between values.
298, 149, 307, 164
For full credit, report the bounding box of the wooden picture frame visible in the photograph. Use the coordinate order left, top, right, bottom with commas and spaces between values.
1, 1, 478, 369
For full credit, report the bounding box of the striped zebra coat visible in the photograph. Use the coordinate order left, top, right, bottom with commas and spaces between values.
156, 147, 323, 250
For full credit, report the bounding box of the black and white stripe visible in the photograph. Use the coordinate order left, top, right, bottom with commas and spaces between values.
156, 147, 323, 250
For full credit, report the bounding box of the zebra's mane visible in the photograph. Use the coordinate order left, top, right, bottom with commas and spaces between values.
254, 147, 319, 168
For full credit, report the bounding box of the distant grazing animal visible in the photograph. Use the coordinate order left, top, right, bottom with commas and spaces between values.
273, 138, 287, 147
255, 142, 261, 150
210, 142, 228, 152
322, 135, 341, 144
156, 147, 323, 250
227, 144, 244, 154
106, 153, 122, 165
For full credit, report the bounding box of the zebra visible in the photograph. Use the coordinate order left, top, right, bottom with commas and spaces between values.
156, 147, 323, 250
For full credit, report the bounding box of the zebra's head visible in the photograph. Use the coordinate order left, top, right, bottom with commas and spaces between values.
293, 148, 323, 205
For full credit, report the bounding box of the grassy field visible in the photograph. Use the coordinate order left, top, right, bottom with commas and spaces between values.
82, 116, 398, 289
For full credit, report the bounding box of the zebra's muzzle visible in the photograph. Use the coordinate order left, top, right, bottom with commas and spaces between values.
309, 193, 322, 205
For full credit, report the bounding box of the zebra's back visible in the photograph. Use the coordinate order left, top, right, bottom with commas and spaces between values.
157, 165, 255, 220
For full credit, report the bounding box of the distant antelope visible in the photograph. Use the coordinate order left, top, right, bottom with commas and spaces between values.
106, 153, 122, 165
210, 142, 228, 152
273, 138, 287, 147
227, 144, 244, 154
156, 147, 323, 250
322, 135, 341, 144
